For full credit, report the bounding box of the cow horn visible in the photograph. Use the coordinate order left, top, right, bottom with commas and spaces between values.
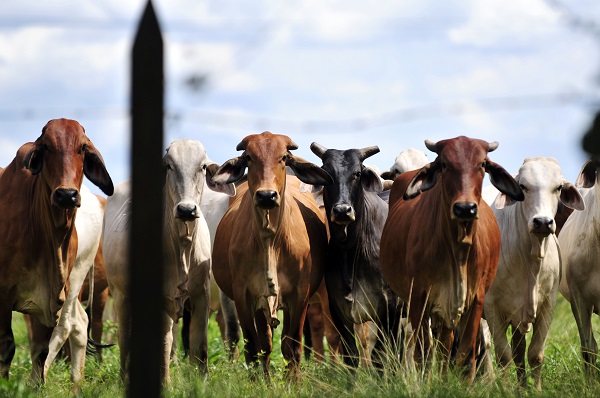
359, 146, 380, 161
488, 141, 499, 152
287, 139, 299, 150
310, 142, 328, 159
424, 139, 438, 153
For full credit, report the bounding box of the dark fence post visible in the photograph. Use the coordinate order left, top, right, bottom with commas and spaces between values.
129, 1, 164, 397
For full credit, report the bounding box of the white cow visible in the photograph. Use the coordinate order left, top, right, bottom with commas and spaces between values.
380, 147, 428, 180
558, 158, 600, 375
42, 185, 104, 384
103, 140, 234, 381
485, 157, 584, 390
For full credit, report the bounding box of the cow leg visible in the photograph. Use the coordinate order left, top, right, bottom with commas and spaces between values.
328, 300, 359, 367
455, 297, 484, 383
0, 307, 15, 380
319, 294, 341, 362
67, 300, 89, 385
511, 325, 527, 388
529, 300, 554, 391
281, 303, 307, 382
44, 297, 76, 381
306, 303, 325, 362
181, 304, 190, 357
487, 307, 512, 375
189, 272, 210, 375
254, 309, 273, 378
220, 290, 240, 360
113, 292, 131, 381
235, 300, 262, 377
435, 324, 454, 375
570, 286, 598, 378
27, 315, 53, 386
161, 315, 174, 384
90, 286, 109, 361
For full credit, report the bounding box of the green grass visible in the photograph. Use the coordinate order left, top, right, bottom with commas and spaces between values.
2, 296, 600, 397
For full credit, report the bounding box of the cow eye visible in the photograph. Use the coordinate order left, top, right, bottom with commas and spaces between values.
481, 161, 487, 168
557, 184, 563, 192
202, 164, 207, 171
441, 162, 447, 170
166, 163, 172, 171
354, 171, 362, 179
81, 144, 88, 154
281, 154, 288, 162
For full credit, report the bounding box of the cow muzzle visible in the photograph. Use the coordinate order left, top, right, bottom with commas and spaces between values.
52, 188, 81, 209
331, 204, 355, 225
531, 216, 554, 237
452, 202, 478, 221
176, 203, 199, 222
255, 190, 279, 209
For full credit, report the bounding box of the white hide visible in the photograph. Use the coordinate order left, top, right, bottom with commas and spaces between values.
383, 148, 428, 179
44, 185, 104, 383
558, 159, 600, 373
103, 139, 234, 380
484, 157, 584, 390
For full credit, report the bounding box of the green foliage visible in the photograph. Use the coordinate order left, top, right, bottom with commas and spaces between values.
3, 297, 600, 397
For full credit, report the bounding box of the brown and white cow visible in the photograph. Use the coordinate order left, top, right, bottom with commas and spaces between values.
0, 118, 113, 384
211, 132, 332, 380
380, 136, 523, 381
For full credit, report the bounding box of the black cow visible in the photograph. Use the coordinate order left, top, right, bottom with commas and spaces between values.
310, 143, 401, 368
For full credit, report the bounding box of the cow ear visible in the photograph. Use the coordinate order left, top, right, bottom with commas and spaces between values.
404, 161, 441, 200
23, 145, 43, 175
485, 160, 523, 202
361, 166, 383, 193
560, 181, 585, 211
493, 192, 517, 210
575, 159, 599, 188
286, 155, 333, 186
211, 156, 247, 185
206, 162, 236, 196
84, 145, 114, 196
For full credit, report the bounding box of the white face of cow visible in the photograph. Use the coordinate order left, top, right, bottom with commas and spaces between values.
164, 140, 211, 226
496, 157, 584, 257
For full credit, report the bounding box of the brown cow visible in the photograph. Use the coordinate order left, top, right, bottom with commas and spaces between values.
380, 136, 522, 382
0, 118, 113, 384
211, 132, 332, 380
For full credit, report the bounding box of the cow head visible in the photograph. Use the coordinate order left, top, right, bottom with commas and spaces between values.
23, 118, 113, 214
310, 142, 381, 231
211, 132, 332, 235
494, 157, 584, 258
380, 147, 428, 181
404, 136, 523, 241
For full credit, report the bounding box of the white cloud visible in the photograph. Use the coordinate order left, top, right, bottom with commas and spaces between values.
449, 0, 560, 46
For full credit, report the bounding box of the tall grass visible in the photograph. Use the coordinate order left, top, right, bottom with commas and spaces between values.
1, 295, 600, 397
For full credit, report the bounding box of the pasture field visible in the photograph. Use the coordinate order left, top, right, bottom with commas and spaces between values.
2, 296, 600, 397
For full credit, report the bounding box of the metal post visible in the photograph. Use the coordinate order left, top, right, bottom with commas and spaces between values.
129, 1, 164, 396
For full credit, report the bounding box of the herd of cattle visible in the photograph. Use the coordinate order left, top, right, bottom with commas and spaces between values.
2, 118, 600, 391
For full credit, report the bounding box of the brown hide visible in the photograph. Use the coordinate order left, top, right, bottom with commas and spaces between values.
212, 132, 328, 379
0, 118, 112, 383
380, 136, 506, 382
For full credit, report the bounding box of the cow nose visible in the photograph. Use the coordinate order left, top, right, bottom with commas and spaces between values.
53, 188, 80, 209
533, 216, 554, 235
255, 190, 279, 209
176, 204, 198, 221
331, 204, 355, 224
453, 202, 478, 220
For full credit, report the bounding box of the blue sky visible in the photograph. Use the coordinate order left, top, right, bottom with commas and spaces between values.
1, 0, 599, 194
